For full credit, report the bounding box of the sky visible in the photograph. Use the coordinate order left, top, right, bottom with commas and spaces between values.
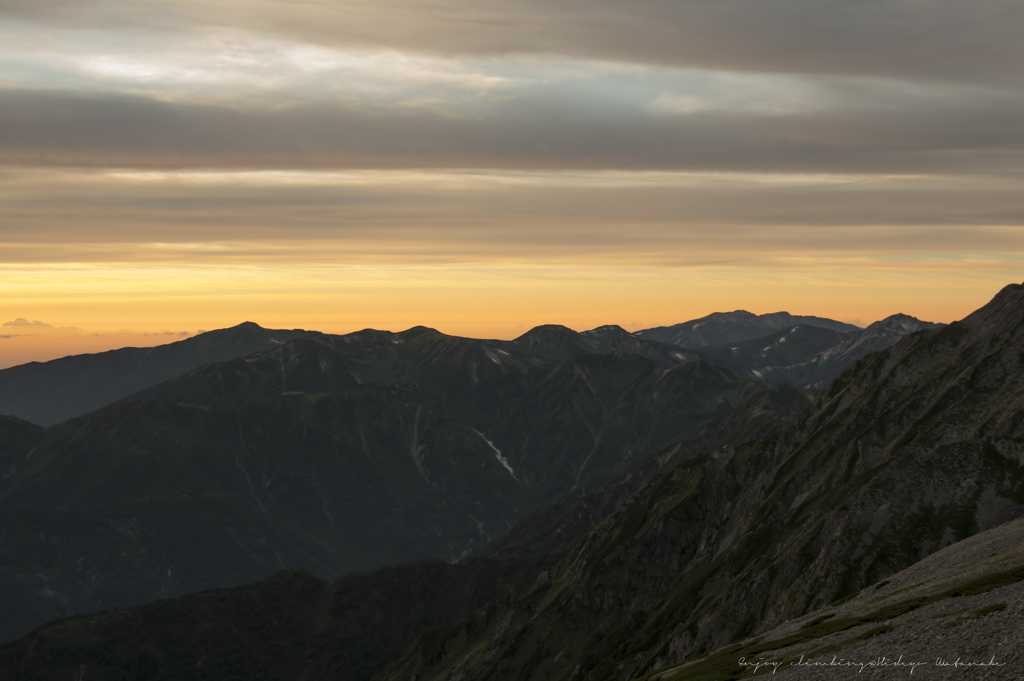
1, 0, 1022, 367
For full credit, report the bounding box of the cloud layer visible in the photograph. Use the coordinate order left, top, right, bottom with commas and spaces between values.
0, 0, 1020, 174
4, 0, 1022, 81
0, 0, 1021, 365
1, 82, 1022, 174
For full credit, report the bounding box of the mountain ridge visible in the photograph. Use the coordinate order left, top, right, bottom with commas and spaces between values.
0, 327, 809, 643
379, 282, 1024, 681
0, 323, 311, 426
695, 312, 943, 389
636, 311, 861, 349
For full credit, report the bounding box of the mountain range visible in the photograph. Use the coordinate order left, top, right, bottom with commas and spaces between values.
0, 323, 309, 427
636, 311, 861, 349
0, 324, 806, 644
693, 313, 943, 389
0, 290, 1017, 681
382, 283, 1024, 680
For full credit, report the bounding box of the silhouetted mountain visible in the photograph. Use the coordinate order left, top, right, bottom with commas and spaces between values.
381, 283, 1024, 681
0, 328, 810, 643
512, 324, 697, 367
0, 323, 310, 426
127, 327, 556, 429
130, 324, 697, 419
637, 311, 860, 349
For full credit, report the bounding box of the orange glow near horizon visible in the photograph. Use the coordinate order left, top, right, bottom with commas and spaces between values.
1, 259, 1016, 369
2, 2, 1023, 370
2, 169, 1022, 369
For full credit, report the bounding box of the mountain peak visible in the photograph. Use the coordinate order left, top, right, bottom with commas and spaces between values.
581, 324, 629, 336
636, 310, 859, 349
400, 325, 442, 336
515, 324, 579, 341
865, 313, 941, 335
962, 281, 1024, 329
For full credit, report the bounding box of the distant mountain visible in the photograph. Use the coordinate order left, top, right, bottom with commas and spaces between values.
694, 324, 855, 370
777, 313, 943, 388
511, 324, 697, 367
129, 324, 696, 411
0, 322, 310, 426
0, 327, 810, 643
707, 313, 943, 389
381, 283, 1024, 681
637, 310, 861, 349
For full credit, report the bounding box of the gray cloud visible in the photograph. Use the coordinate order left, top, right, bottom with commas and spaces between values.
1, 166, 1022, 267
2, 318, 53, 328
2, 0, 1022, 83
0, 318, 80, 333
0, 84, 1022, 174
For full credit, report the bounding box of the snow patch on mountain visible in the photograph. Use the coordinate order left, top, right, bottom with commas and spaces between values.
474, 429, 518, 481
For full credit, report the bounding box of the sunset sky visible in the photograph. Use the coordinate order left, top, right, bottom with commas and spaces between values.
2, 0, 1022, 367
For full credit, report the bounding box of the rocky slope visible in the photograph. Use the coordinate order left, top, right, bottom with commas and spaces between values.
380, 282, 1024, 681
0, 322, 309, 426
646, 516, 1024, 680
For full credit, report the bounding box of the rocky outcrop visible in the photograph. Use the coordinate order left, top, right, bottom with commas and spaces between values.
652, 515, 1024, 680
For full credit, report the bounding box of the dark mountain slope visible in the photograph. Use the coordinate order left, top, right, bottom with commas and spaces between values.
512, 325, 697, 367
381, 282, 1024, 681
0, 386, 526, 642
0, 382, 812, 679
133, 331, 772, 502
647, 515, 1024, 680
487, 354, 776, 499
0, 415, 42, 490
747, 313, 944, 389
0, 552, 558, 681
480, 381, 814, 560
694, 325, 854, 371
637, 311, 859, 349
130, 324, 698, 426
128, 327, 558, 429
0, 341, 810, 643
0, 323, 309, 426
